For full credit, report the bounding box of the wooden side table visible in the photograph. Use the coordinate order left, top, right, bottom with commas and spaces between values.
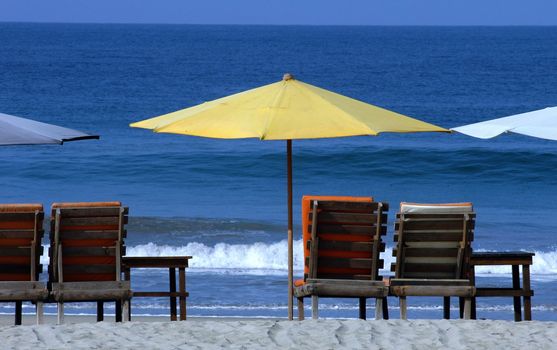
122, 256, 192, 321
469, 252, 534, 321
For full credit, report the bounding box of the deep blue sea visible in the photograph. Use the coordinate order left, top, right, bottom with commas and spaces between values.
0, 24, 556, 321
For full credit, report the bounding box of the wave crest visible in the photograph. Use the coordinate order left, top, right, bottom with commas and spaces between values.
125, 241, 557, 278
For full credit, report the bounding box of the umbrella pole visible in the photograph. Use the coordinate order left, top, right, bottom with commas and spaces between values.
287, 139, 293, 320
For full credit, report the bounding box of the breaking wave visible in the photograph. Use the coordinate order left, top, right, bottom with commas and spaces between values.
123, 241, 557, 279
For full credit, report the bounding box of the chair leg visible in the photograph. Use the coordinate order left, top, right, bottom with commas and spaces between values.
57, 303, 65, 325
97, 301, 104, 322
375, 298, 383, 320
463, 298, 471, 320
359, 297, 366, 320
382, 297, 389, 320
122, 300, 130, 323
399, 297, 407, 320
15, 301, 22, 325
443, 296, 450, 319
297, 297, 305, 320
36, 301, 44, 325
311, 295, 318, 320
459, 297, 465, 319
115, 300, 122, 322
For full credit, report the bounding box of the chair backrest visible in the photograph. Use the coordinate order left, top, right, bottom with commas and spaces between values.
49, 202, 128, 283
392, 202, 475, 280
0, 204, 44, 281
302, 197, 387, 281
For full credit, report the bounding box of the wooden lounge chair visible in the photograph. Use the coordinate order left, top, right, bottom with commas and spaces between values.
0, 204, 48, 325
49, 202, 132, 324
294, 196, 389, 320
390, 202, 476, 320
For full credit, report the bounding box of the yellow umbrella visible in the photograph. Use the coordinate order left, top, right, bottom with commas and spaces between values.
131, 73, 449, 319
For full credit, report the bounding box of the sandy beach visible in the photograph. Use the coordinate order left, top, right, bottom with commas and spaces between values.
0, 318, 555, 349
2, 3, 557, 349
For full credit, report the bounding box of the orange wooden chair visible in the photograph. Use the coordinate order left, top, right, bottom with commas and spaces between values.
293, 196, 389, 320
0, 204, 48, 325
49, 202, 131, 324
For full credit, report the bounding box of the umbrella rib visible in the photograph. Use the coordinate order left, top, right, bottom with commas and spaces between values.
260, 81, 289, 140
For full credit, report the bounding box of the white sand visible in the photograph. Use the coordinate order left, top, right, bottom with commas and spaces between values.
0, 319, 555, 350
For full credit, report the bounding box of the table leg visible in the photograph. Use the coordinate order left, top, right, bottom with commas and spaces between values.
443, 297, 450, 319
470, 267, 477, 319
179, 267, 186, 320
124, 268, 132, 321
169, 267, 177, 321
512, 265, 522, 321
523, 264, 532, 321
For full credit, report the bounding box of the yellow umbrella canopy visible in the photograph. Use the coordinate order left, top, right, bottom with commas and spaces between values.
131, 74, 449, 320
132, 74, 446, 139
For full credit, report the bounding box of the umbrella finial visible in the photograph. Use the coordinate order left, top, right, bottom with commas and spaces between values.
283, 73, 295, 81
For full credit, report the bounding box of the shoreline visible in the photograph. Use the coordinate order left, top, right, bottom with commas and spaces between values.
0, 314, 284, 326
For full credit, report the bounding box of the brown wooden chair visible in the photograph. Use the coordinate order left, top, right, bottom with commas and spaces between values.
293, 197, 389, 320
390, 202, 476, 320
0, 204, 48, 325
49, 202, 131, 324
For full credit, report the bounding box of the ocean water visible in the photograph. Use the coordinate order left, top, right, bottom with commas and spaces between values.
0, 24, 556, 320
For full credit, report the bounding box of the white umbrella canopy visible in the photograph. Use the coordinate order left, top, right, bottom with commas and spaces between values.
452, 107, 557, 141
0, 113, 99, 145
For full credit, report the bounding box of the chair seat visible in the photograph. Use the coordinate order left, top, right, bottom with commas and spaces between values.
51, 281, 132, 302
294, 279, 388, 298
389, 279, 475, 297
0, 281, 48, 301
389, 278, 472, 286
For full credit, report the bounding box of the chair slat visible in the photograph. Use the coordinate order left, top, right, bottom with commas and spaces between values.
0, 247, 32, 256
396, 231, 466, 242
58, 230, 122, 240
403, 248, 459, 257
0, 265, 31, 273
312, 224, 387, 236
0, 231, 36, 239
62, 247, 117, 257
59, 216, 125, 227
310, 201, 387, 212
400, 271, 459, 279
58, 207, 128, 217
63, 265, 117, 274
396, 220, 470, 230
316, 273, 375, 280
318, 257, 373, 269
319, 241, 386, 253
310, 212, 386, 224
397, 213, 476, 220
0, 213, 43, 221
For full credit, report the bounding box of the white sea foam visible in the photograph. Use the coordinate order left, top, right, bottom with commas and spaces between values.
40, 241, 557, 279
125, 241, 557, 279
127, 240, 306, 272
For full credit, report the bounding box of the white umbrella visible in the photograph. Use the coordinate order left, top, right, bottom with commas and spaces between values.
451, 107, 557, 141
0, 113, 99, 145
